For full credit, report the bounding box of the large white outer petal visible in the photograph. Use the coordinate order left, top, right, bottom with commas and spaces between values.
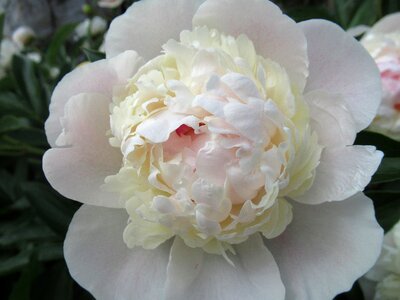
306, 90, 357, 147
165, 235, 285, 300
368, 12, 400, 34
105, 0, 205, 59
43, 94, 122, 208
45, 50, 142, 147
294, 146, 383, 204
265, 193, 383, 300
64, 205, 170, 300
300, 20, 381, 132
193, 0, 308, 90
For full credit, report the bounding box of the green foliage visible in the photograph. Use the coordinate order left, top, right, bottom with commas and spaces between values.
82, 47, 106, 62
0, 12, 94, 299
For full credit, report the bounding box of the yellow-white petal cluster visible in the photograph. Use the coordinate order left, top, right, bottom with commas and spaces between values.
104, 27, 322, 254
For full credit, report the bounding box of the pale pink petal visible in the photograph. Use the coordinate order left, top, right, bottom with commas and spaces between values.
294, 146, 383, 204
193, 0, 308, 90
43, 94, 122, 208
369, 12, 400, 34
165, 235, 285, 300
221, 73, 261, 100
195, 141, 235, 185
223, 99, 270, 143
64, 205, 170, 300
265, 193, 383, 300
45, 51, 142, 147
300, 20, 381, 131
105, 0, 205, 58
306, 90, 357, 147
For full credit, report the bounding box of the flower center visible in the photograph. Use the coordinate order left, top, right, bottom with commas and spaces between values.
176, 124, 195, 137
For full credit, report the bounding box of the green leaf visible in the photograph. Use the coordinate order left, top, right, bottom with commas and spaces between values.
334, 0, 361, 28
349, 0, 381, 28
0, 170, 16, 201
22, 183, 79, 235
0, 115, 30, 134
286, 6, 336, 23
82, 48, 105, 62
366, 190, 400, 232
9, 251, 41, 300
371, 157, 400, 184
45, 23, 78, 66
382, 0, 400, 14
0, 223, 56, 248
0, 77, 16, 92
0, 92, 34, 119
0, 249, 31, 276
0, 11, 5, 43
31, 262, 74, 300
7, 127, 48, 147
355, 131, 400, 157
11, 55, 46, 119
36, 243, 64, 262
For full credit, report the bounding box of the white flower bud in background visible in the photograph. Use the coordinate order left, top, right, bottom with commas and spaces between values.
0, 39, 19, 78
49, 67, 60, 79
362, 220, 400, 300
361, 13, 400, 141
26, 52, 42, 63
75, 16, 107, 38
97, 0, 124, 8
12, 26, 35, 49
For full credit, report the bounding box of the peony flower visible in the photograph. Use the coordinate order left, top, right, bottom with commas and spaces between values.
12, 26, 35, 49
362, 13, 400, 140
75, 16, 108, 38
43, 0, 384, 299
361, 220, 400, 300
98, 0, 125, 8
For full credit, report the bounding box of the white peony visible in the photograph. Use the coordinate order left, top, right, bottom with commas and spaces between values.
43, 0, 384, 299
362, 220, 400, 300
362, 13, 400, 140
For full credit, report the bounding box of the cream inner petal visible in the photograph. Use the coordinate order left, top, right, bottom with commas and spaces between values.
105, 26, 322, 254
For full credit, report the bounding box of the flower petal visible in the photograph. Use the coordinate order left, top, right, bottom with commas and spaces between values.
105, 0, 205, 59
300, 20, 381, 131
193, 0, 308, 90
265, 193, 383, 300
306, 90, 357, 147
369, 12, 400, 34
294, 146, 383, 204
64, 205, 170, 300
165, 235, 285, 300
45, 50, 142, 147
43, 93, 122, 208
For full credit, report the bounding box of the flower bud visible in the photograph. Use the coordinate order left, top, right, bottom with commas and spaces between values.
12, 26, 35, 48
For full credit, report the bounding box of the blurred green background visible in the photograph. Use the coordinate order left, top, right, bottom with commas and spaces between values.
0, 0, 399, 299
